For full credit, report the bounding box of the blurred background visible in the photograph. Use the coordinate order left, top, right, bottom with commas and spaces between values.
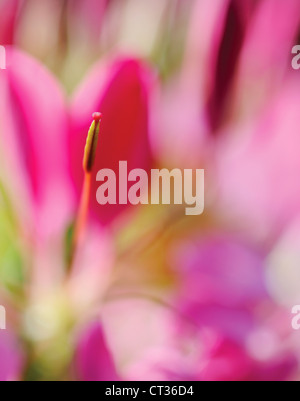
0, 0, 300, 381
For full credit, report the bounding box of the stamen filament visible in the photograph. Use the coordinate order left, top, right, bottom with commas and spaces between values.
68, 112, 102, 272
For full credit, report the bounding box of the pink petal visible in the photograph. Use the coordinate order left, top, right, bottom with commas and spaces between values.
184, 0, 256, 131
249, 357, 297, 382
69, 57, 155, 226
200, 337, 296, 381
0, 0, 20, 45
233, 0, 300, 120
0, 48, 71, 236
67, 0, 108, 42
171, 234, 267, 344
200, 338, 254, 381
76, 321, 120, 381
0, 330, 23, 381
217, 77, 300, 238
172, 233, 267, 309
156, 0, 257, 165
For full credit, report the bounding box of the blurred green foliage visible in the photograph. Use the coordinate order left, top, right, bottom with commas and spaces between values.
0, 182, 25, 296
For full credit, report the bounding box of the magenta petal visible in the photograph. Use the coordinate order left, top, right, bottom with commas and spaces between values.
76, 322, 120, 381
200, 337, 296, 381
0, 0, 20, 45
171, 234, 267, 343
234, 0, 300, 119
0, 48, 71, 233
173, 234, 267, 308
200, 338, 254, 381
241, 0, 300, 76
217, 78, 300, 237
69, 57, 155, 226
67, 0, 108, 42
184, 0, 256, 131
249, 356, 297, 382
0, 330, 23, 381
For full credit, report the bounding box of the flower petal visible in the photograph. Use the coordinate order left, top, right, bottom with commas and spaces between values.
0, 329, 23, 381
0, 0, 20, 45
0, 48, 71, 235
217, 77, 300, 238
69, 57, 155, 225
76, 321, 120, 381
233, 0, 300, 121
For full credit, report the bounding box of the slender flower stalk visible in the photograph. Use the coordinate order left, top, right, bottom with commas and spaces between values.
69, 112, 102, 271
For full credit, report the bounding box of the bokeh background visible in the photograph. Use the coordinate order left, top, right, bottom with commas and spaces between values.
0, 0, 300, 381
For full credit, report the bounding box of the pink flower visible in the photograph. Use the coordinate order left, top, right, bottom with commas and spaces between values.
0, 48, 155, 378
76, 321, 120, 381
212, 0, 300, 239
155, 0, 257, 165
1, 49, 155, 231
1, 0, 299, 381
157, 0, 300, 238
155, 0, 300, 167
169, 233, 297, 381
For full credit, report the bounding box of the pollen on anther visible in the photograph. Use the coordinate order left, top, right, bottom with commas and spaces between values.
92, 112, 102, 122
